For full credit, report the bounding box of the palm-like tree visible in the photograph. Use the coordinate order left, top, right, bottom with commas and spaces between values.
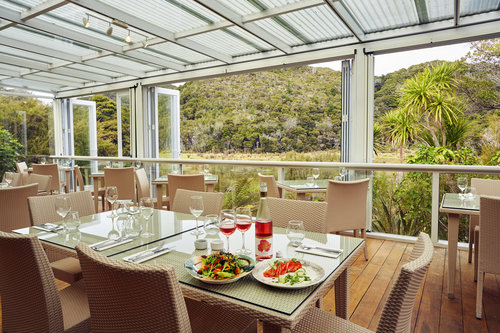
382, 109, 420, 163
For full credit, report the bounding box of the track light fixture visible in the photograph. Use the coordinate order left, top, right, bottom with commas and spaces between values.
142, 38, 149, 48
106, 23, 113, 35
82, 14, 91, 28
125, 30, 132, 43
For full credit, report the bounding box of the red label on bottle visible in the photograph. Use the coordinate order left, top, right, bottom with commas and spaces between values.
255, 220, 272, 259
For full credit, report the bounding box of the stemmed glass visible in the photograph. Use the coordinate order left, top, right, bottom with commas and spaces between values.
203, 164, 210, 175
4, 173, 13, 187
55, 196, 71, 229
105, 186, 118, 217
235, 207, 252, 255
140, 197, 154, 237
312, 168, 320, 187
339, 167, 347, 180
457, 177, 467, 200
190, 196, 204, 236
65, 211, 81, 232
286, 220, 306, 246
219, 209, 236, 252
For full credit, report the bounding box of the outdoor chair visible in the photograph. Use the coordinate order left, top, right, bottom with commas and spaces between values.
172, 189, 224, 216
476, 195, 500, 319
167, 174, 204, 210
104, 167, 136, 206
75, 242, 257, 333
135, 167, 168, 208
24, 173, 52, 194
326, 178, 370, 260
468, 178, 500, 281
0, 231, 90, 332
266, 197, 327, 233
258, 173, 281, 198
75, 165, 106, 211
292, 232, 433, 333
32, 163, 65, 194
0, 183, 38, 232
16, 161, 28, 173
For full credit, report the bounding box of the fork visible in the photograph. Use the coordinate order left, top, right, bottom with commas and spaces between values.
299, 244, 343, 254
128, 241, 170, 262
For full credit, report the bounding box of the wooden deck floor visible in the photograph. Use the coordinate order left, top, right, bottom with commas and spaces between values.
320, 238, 500, 333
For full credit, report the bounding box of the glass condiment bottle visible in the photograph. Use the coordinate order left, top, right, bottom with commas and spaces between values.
255, 198, 272, 259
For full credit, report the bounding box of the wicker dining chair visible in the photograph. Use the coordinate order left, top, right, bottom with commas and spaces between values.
75, 242, 257, 333
172, 189, 224, 215
75, 165, 106, 211
167, 174, 205, 210
135, 168, 168, 208
266, 197, 327, 233
32, 163, 65, 194
468, 178, 500, 281
0, 183, 38, 232
292, 232, 433, 333
0, 231, 90, 332
104, 167, 136, 206
16, 161, 28, 173
326, 178, 370, 260
258, 173, 281, 198
24, 173, 52, 194
476, 195, 500, 319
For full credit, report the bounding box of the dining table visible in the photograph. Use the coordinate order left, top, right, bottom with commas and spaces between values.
151, 174, 219, 209
13, 208, 364, 332
440, 192, 479, 298
276, 179, 328, 200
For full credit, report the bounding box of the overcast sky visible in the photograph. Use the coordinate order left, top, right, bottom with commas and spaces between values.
310, 42, 471, 76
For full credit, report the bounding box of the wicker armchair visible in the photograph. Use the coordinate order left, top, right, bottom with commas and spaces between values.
135, 168, 168, 208
0, 183, 38, 232
32, 163, 65, 194
75, 242, 256, 333
24, 173, 52, 194
75, 165, 106, 211
326, 178, 370, 260
167, 174, 205, 210
476, 195, 500, 319
16, 161, 28, 173
0, 231, 90, 332
292, 232, 433, 333
258, 173, 281, 198
104, 167, 136, 205
172, 189, 224, 215
266, 197, 327, 233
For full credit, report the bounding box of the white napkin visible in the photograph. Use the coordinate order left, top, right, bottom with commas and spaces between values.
123, 246, 174, 263
33, 223, 64, 232
90, 238, 133, 251
295, 247, 343, 259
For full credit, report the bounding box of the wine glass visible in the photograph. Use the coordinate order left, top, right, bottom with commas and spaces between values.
286, 220, 306, 246
305, 176, 314, 188
190, 196, 204, 236
312, 168, 320, 187
203, 164, 210, 175
4, 173, 13, 187
134, 161, 142, 169
124, 201, 140, 215
339, 167, 347, 180
457, 177, 467, 199
140, 197, 154, 237
55, 195, 71, 224
65, 211, 81, 232
107, 217, 120, 240
235, 207, 252, 255
105, 186, 118, 217
40, 157, 46, 164
219, 210, 236, 252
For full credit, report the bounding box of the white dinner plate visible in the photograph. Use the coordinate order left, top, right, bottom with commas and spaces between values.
252, 258, 325, 289
185, 254, 255, 285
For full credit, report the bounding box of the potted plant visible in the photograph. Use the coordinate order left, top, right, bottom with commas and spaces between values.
0, 129, 25, 180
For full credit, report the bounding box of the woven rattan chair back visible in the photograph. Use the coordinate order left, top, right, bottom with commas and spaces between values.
326, 178, 370, 259
3, 171, 22, 186
476, 196, 500, 318
167, 174, 204, 208
0, 183, 38, 232
16, 161, 28, 173
135, 168, 151, 199
104, 167, 136, 203
258, 173, 280, 198
25, 173, 52, 193
377, 232, 433, 333
76, 242, 193, 332
266, 197, 327, 233
74, 165, 86, 191
172, 189, 224, 216
32, 163, 62, 193
28, 190, 95, 225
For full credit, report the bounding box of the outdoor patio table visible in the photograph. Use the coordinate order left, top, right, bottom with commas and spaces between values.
152, 174, 218, 209
113, 226, 364, 332
440, 193, 479, 298
90, 172, 105, 212
276, 179, 328, 200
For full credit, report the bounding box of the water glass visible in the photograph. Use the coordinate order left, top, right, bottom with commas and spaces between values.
140, 197, 154, 237
312, 168, 320, 187
4, 173, 14, 187
65, 211, 81, 232
125, 201, 140, 215
55, 195, 71, 220
286, 220, 305, 246
305, 176, 314, 188
457, 177, 467, 199
339, 167, 347, 180
203, 214, 220, 236
40, 157, 46, 164
190, 196, 204, 236
203, 164, 210, 175
124, 216, 142, 239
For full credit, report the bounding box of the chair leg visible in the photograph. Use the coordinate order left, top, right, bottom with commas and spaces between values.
474, 228, 479, 282
361, 229, 368, 260
476, 271, 484, 319
468, 223, 474, 264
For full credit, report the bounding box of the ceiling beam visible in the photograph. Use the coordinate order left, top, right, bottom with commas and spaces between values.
323, 0, 365, 41
0, 80, 59, 93
0, 6, 185, 71
69, 0, 233, 64
194, 0, 291, 54
20, 0, 69, 21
